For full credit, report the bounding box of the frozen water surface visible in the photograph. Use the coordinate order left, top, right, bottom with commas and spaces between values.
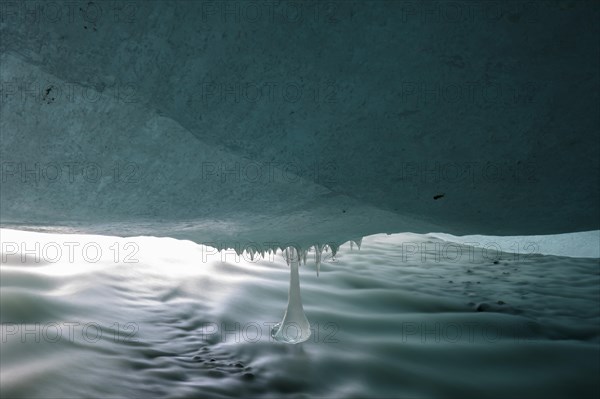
1, 229, 598, 398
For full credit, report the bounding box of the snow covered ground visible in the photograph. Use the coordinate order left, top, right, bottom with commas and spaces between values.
1, 229, 598, 398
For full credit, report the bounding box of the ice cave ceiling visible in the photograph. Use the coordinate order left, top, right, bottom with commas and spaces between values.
0, 1, 598, 248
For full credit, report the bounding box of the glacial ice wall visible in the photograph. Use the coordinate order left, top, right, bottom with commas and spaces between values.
1, 1, 599, 247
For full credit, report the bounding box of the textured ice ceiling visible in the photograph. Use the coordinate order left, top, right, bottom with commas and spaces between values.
1, 1, 598, 248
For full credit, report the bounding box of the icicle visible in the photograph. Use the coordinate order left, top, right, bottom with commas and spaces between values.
314, 244, 324, 277
352, 237, 363, 250
249, 247, 255, 261
283, 248, 292, 267
301, 249, 307, 266
330, 244, 339, 259
271, 246, 311, 344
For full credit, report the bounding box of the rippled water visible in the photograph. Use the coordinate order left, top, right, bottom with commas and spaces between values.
1, 229, 599, 398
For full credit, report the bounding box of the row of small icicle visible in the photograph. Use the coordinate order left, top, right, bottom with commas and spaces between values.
281, 238, 363, 276
213, 238, 363, 277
